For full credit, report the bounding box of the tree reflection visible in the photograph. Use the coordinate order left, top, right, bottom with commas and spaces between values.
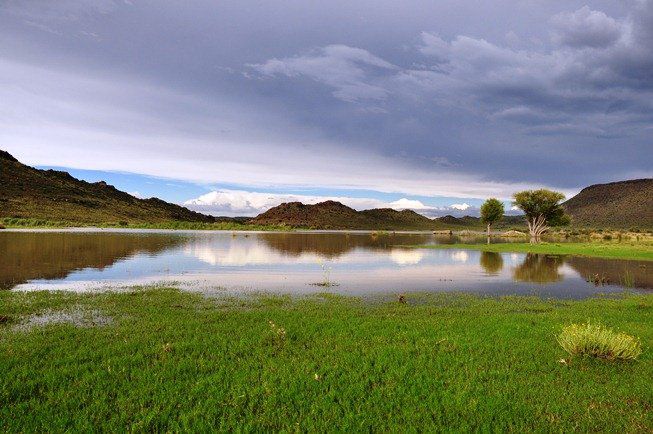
512, 253, 565, 283
479, 251, 503, 275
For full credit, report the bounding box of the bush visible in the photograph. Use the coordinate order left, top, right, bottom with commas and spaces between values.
557, 323, 642, 361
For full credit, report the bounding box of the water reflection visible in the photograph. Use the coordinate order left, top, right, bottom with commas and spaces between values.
479, 252, 503, 275
257, 232, 434, 257
1, 230, 650, 297
566, 256, 651, 289
0, 232, 184, 290
512, 254, 565, 283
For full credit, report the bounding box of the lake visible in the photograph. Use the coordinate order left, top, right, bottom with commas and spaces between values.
1, 230, 650, 298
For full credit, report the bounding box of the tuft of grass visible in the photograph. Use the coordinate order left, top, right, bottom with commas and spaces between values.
621, 270, 635, 288
557, 322, 642, 361
312, 261, 338, 287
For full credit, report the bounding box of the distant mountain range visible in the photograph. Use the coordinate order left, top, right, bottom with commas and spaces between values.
250, 200, 439, 230
1, 150, 650, 229
250, 200, 524, 230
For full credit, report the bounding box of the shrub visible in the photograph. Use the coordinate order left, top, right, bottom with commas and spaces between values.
557, 323, 642, 361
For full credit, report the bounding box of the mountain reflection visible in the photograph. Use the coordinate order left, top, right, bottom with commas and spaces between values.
0, 232, 185, 290
258, 232, 434, 257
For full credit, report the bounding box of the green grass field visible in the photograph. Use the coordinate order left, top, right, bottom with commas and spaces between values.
1, 288, 651, 431
414, 242, 653, 261
0, 217, 292, 232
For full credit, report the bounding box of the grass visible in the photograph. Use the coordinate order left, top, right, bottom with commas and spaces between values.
0, 217, 294, 232
1, 288, 652, 431
557, 323, 642, 361
413, 241, 653, 261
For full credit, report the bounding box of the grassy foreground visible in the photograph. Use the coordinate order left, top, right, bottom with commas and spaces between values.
1, 288, 652, 431
414, 242, 653, 261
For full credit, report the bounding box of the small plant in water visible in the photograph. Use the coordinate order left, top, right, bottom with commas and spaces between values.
557, 322, 642, 361
621, 270, 635, 288
586, 273, 609, 286
312, 261, 337, 287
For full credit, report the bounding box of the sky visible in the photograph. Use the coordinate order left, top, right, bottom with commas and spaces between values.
1, 0, 651, 217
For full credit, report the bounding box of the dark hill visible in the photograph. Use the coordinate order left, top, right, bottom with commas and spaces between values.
0, 150, 213, 224
563, 179, 653, 229
251, 200, 440, 230
250, 201, 374, 229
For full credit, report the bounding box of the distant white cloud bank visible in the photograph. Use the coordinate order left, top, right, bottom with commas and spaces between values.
184, 189, 480, 217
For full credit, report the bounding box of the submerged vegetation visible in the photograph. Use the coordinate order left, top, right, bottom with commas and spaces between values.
1, 288, 651, 431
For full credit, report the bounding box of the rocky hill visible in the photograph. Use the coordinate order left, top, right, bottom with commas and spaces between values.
563, 179, 653, 229
0, 150, 214, 224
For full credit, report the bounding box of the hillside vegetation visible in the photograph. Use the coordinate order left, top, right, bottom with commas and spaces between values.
563, 179, 653, 229
250, 201, 526, 231
250, 200, 446, 230
0, 151, 213, 224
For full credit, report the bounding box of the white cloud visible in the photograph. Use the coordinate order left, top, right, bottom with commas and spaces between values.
251, 44, 397, 102
550, 6, 624, 48
450, 203, 471, 211
128, 191, 142, 198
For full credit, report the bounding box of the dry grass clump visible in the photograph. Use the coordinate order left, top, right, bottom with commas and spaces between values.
501, 230, 528, 237
557, 323, 642, 361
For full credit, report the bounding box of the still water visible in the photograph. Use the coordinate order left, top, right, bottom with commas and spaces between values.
0, 230, 650, 298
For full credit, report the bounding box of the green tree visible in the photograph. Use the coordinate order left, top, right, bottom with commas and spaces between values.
480, 198, 504, 236
512, 189, 570, 241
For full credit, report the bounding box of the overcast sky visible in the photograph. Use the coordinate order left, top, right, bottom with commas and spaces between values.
1, 0, 651, 216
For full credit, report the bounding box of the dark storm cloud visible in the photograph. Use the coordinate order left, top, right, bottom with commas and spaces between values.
0, 0, 650, 198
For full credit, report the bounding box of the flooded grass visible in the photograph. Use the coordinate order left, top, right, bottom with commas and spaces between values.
0, 287, 651, 431
12, 307, 112, 332
414, 241, 653, 261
